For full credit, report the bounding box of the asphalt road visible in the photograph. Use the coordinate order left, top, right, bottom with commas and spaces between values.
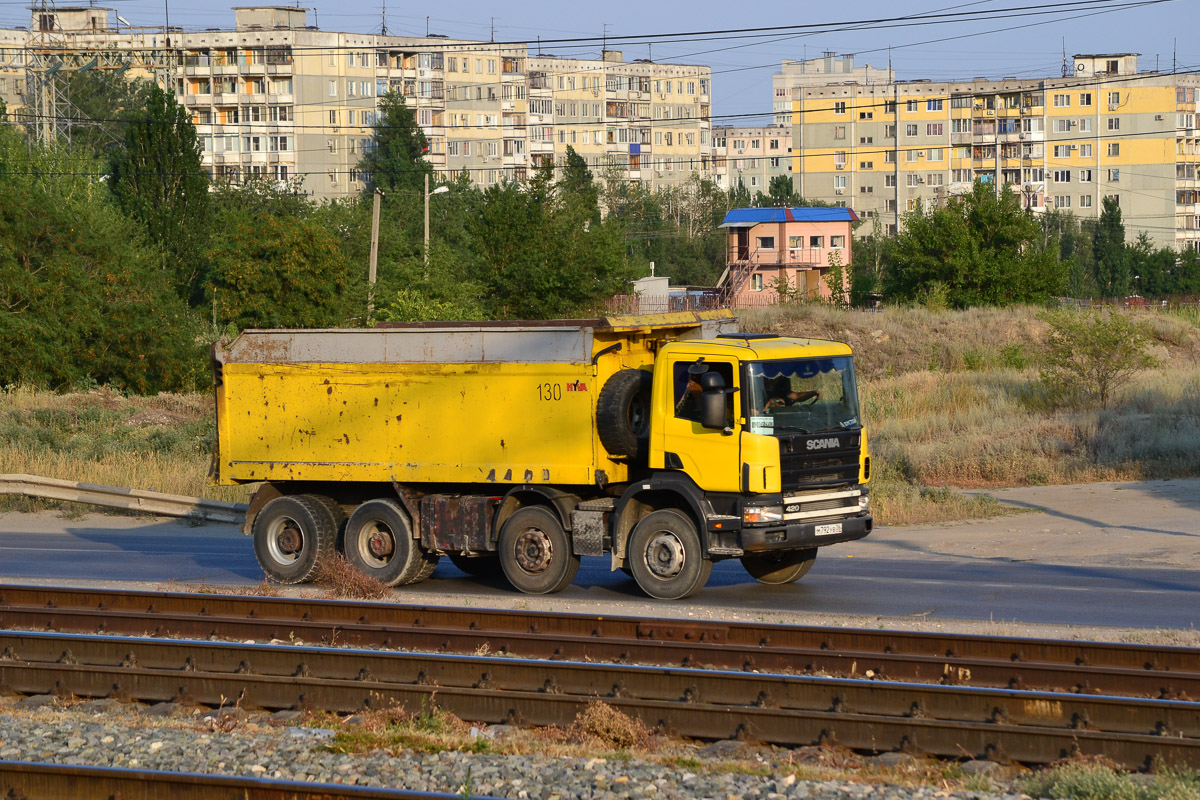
0, 479, 1197, 633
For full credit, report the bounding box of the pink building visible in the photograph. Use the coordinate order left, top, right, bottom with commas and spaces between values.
718, 207, 858, 306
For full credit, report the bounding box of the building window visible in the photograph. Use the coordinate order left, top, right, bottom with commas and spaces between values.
928, 148, 943, 161
751, 273, 764, 291
1079, 169, 1093, 182
328, 80, 337, 97
756, 236, 775, 250
926, 99, 943, 111
906, 100, 918, 112
1054, 195, 1071, 208
809, 236, 825, 248
906, 124, 918, 136
926, 123, 943, 136
860, 185, 874, 193
1054, 170, 1071, 182
859, 111, 873, 120
1108, 117, 1120, 131
1055, 119, 1072, 132
1053, 93, 1070, 107
834, 101, 846, 114
831, 235, 845, 248
1107, 143, 1120, 157
860, 161, 873, 169
884, 174, 896, 187
1079, 118, 1092, 132
1080, 92, 1092, 106
1080, 144, 1093, 157
1080, 195, 1093, 208
834, 125, 846, 140
1108, 168, 1120, 181
1107, 91, 1120, 107
834, 175, 846, 190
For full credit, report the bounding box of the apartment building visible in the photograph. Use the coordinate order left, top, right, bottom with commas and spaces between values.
526, 51, 712, 187
783, 53, 1200, 250
711, 124, 791, 193
1, 6, 713, 198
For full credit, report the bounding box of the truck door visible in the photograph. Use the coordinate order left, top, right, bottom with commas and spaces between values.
660, 355, 742, 493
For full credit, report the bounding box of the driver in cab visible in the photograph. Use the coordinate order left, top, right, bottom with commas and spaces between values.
762, 376, 819, 411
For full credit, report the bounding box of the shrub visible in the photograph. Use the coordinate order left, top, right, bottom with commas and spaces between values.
1038, 309, 1158, 408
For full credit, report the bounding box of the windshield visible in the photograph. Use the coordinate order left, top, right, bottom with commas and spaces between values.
745, 357, 861, 436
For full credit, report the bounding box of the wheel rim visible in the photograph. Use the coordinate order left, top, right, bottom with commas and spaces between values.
265, 516, 303, 565
644, 530, 686, 579
513, 527, 552, 575
628, 399, 647, 436
357, 522, 396, 569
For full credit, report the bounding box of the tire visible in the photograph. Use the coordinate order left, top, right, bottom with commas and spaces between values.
252, 495, 337, 585
308, 495, 347, 551
449, 552, 500, 578
498, 506, 580, 595
627, 509, 712, 600
343, 499, 430, 586
741, 548, 818, 585
596, 369, 652, 459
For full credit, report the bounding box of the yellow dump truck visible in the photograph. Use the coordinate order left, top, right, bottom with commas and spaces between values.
212, 311, 872, 599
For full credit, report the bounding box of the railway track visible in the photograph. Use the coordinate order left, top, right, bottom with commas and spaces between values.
0, 760, 493, 799
1, 585, 1196, 698
0, 585, 1197, 769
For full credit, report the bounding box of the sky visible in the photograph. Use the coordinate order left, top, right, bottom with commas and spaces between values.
3, 0, 1195, 121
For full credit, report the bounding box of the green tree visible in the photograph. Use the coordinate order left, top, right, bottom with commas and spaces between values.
0, 125, 203, 392
204, 212, 349, 329
560, 146, 599, 211
728, 180, 752, 209
1038, 308, 1157, 408
883, 181, 1067, 308
107, 82, 211, 300
358, 92, 432, 195
64, 70, 153, 159
1092, 196, 1130, 297
766, 174, 800, 207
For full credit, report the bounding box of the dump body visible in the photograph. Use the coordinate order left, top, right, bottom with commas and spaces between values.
213, 314, 737, 488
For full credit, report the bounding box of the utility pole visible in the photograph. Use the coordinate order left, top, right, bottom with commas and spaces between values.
368, 188, 382, 323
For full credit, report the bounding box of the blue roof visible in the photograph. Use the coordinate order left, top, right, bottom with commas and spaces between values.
720, 207, 859, 227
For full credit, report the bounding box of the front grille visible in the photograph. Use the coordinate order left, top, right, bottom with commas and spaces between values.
789, 496, 857, 514
779, 432, 861, 491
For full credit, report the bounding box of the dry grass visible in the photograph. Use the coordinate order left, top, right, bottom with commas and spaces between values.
566, 701, 652, 750
313, 554, 390, 600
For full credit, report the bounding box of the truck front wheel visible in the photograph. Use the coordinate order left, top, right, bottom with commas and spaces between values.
498, 507, 580, 595
628, 509, 712, 600
343, 499, 435, 586
252, 495, 337, 584
741, 548, 817, 584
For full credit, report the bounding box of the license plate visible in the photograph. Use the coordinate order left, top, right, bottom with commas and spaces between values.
815, 522, 843, 536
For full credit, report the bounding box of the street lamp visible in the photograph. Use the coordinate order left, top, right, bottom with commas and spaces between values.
424, 174, 450, 269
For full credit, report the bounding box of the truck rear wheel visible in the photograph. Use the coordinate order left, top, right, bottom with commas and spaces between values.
628, 509, 712, 600
498, 506, 580, 595
596, 369, 652, 459
252, 495, 337, 585
741, 548, 817, 584
343, 499, 432, 586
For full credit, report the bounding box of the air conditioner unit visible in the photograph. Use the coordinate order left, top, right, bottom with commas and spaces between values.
1069, 144, 1078, 150
835, 163, 845, 169
986, 109, 995, 115
1155, 114, 1164, 121
1018, 133, 1026, 139
1108, 103, 1118, 111
834, 187, 844, 195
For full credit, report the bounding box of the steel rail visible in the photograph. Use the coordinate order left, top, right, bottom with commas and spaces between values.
1, 585, 1197, 699
0, 474, 247, 523
0, 630, 1196, 770
0, 760, 496, 800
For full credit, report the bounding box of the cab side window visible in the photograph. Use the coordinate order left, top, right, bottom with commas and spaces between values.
673, 361, 734, 422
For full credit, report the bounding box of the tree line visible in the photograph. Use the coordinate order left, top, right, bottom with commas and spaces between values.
3, 72, 1198, 395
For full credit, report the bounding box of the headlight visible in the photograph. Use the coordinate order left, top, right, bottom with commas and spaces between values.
744, 505, 784, 523
859, 493, 870, 511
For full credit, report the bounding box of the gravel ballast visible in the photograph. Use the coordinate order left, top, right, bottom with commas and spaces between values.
0, 699, 1033, 800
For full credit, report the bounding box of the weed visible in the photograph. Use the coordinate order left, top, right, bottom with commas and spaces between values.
1018, 762, 1200, 800
313, 554, 390, 600
567, 701, 651, 750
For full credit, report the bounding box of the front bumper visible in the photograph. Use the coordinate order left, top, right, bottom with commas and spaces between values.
738, 512, 872, 552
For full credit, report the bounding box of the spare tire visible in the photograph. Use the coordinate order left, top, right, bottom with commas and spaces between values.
597, 369, 653, 458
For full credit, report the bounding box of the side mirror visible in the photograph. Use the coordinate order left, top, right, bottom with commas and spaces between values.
698, 371, 730, 430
